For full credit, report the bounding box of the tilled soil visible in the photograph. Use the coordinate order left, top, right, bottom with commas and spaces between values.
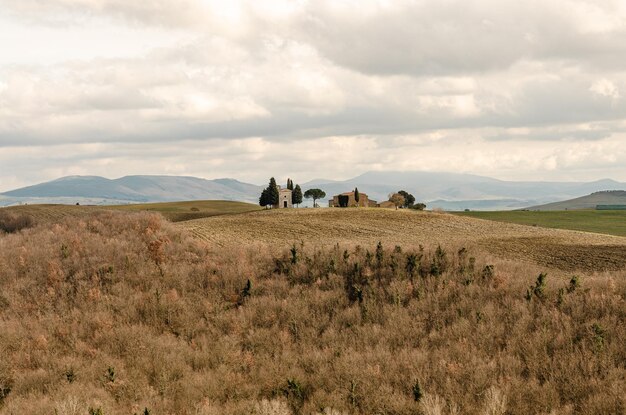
482, 237, 626, 272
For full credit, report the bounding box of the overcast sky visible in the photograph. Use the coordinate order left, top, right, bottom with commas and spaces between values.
1, 0, 626, 191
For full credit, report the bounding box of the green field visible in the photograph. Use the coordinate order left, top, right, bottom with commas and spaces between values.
456, 209, 626, 237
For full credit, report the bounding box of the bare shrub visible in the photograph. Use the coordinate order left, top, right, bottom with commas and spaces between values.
482, 387, 507, 415
0, 210, 35, 233
420, 393, 445, 415
252, 399, 292, 415
313, 408, 348, 415
55, 396, 83, 415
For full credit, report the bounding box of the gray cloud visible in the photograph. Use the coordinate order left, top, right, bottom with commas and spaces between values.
293, 1, 626, 76
1, 0, 626, 188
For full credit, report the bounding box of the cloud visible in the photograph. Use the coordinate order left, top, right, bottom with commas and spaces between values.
292, 0, 626, 76
1, 0, 208, 27
1, 0, 626, 187
590, 79, 621, 100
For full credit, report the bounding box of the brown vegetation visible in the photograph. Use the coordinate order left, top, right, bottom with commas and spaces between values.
0, 212, 624, 414
486, 237, 626, 272
0, 210, 36, 233
0, 200, 260, 225
181, 208, 626, 273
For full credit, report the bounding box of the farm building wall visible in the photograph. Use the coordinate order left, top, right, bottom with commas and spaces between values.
331, 192, 370, 208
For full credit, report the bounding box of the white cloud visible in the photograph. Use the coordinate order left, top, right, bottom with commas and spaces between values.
590, 79, 621, 100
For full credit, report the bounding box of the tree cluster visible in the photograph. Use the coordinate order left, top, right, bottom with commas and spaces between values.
388, 193, 405, 210
259, 177, 304, 208
398, 190, 415, 207
389, 190, 427, 210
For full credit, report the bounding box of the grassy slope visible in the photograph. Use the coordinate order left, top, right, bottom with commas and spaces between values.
455, 209, 626, 237
528, 191, 626, 211
182, 208, 626, 273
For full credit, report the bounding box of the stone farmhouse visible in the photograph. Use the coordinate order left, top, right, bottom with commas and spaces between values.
328, 191, 377, 208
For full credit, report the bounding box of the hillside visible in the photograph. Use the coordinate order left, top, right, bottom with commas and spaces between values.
5, 203, 625, 272
457, 209, 626, 238
0, 210, 624, 414
108, 200, 261, 222
0, 175, 262, 206
0, 200, 260, 224
527, 190, 626, 211
181, 208, 626, 273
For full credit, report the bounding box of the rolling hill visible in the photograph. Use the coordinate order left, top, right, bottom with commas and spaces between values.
527, 190, 626, 211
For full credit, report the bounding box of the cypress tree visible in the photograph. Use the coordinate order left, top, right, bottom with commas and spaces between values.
268, 177, 279, 207
292, 184, 303, 207
259, 188, 269, 208
354, 187, 360, 207
287, 178, 294, 190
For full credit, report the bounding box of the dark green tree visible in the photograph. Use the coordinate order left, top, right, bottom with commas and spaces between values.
287, 178, 294, 190
398, 190, 415, 208
292, 184, 303, 207
259, 177, 280, 208
410, 203, 427, 211
304, 188, 326, 208
268, 177, 280, 207
354, 187, 360, 207
412, 381, 423, 402
259, 188, 269, 208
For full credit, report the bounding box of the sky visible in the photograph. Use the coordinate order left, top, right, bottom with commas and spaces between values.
1, 0, 626, 191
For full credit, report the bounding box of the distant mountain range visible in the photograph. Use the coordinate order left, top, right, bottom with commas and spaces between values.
1, 171, 624, 210
0, 175, 262, 206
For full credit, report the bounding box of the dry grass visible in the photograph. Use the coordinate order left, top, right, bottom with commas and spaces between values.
0, 211, 624, 414
181, 208, 626, 273
0, 200, 260, 224
0, 204, 96, 223
108, 200, 261, 222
